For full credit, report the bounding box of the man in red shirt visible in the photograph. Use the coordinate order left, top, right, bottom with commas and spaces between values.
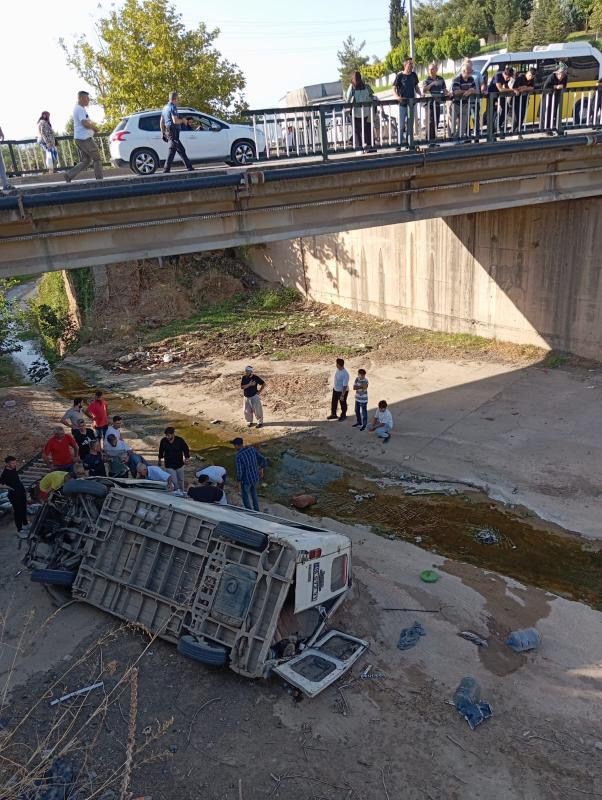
86, 390, 109, 444
43, 426, 78, 472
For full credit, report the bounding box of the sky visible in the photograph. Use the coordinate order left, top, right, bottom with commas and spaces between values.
1, 0, 390, 139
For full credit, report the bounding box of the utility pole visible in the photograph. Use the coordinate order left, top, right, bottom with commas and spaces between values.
408, 0, 415, 60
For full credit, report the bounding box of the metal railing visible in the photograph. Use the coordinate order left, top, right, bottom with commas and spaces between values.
1, 133, 112, 177
244, 86, 602, 161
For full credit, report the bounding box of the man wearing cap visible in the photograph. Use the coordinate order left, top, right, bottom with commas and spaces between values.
64, 90, 103, 183
543, 63, 568, 131
231, 437, 267, 512
241, 366, 265, 429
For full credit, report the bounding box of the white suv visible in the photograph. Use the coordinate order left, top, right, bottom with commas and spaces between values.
109, 107, 266, 175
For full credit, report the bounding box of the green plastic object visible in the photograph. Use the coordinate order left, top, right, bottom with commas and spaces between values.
420, 569, 440, 583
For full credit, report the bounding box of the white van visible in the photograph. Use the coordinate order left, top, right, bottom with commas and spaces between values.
23, 477, 367, 697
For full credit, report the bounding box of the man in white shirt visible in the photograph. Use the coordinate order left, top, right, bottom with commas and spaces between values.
137, 462, 175, 491
64, 90, 103, 183
327, 358, 350, 422
368, 400, 394, 442
196, 465, 228, 504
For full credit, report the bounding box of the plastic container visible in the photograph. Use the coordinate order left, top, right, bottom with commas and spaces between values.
505, 628, 541, 653
453, 676, 480, 707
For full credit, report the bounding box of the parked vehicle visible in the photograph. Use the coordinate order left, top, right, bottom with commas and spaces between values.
110, 108, 267, 175
23, 477, 366, 697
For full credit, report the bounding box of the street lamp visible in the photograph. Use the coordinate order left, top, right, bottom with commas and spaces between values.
408, 0, 415, 60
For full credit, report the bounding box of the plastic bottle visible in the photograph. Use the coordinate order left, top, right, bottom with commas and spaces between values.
505, 628, 541, 653
453, 676, 480, 707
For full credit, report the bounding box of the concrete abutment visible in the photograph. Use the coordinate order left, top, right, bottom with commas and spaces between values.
247, 198, 602, 360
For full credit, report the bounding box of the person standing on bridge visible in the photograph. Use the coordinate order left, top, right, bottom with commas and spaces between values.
542, 63, 568, 132
160, 91, 194, 174
0, 125, 15, 193
393, 57, 421, 147
346, 71, 376, 151
64, 91, 103, 183
0, 456, 28, 533
37, 112, 58, 174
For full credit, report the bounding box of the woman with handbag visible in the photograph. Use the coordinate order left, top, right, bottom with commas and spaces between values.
37, 111, 58, 173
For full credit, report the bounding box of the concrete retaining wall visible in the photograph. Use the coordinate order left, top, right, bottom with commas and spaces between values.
248, 198, 602, 359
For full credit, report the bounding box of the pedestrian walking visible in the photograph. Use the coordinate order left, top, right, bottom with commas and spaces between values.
0, 456, 28, 532
158, 426, 190, 491
393, 57, 421, 146
73, 418, 97, 459
346, 70, 376, 150
43, 427, 78, 472
86, 390, 109, 444
37, 112, 58, 173
64, 91, 103, 183
352, 369, 369, 430
187, 474, 224, 504
160, 91, 194, 173
60, 398, 85, 432
0, 125, 15, 192
327, 358, 350, 421
241, 366, 265, 428
368, 400, 394, 442
232, 437, 267, 512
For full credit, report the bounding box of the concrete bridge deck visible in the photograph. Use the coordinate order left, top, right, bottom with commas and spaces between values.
2, 135, 602, 277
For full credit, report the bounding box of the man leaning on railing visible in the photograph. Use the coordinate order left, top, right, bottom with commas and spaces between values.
451, 64, 478, 142
0, 125, 15, 193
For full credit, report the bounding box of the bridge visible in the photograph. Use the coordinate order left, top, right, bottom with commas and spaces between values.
2, 133, 602, 277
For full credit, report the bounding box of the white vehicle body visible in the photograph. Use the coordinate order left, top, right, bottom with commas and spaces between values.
24, 478, 366, 697
109, 107, 267, 175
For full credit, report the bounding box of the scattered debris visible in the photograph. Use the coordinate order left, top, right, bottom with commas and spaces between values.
506, 628, 541, 652
419, 569, 440, 583
353, 492, 375, 503
291, 494, 317, 509
3, 399, 16, 408
414, 536, 423, 544
458, 631, 488, 648
162, 352, 174, 363
49, 681, 104, 706
210, 419, 222, 425
453, 677, 493, 730
397, 621, 426, 651
360, 664, 386, 679
473, 527, 501, 545
383, 606, 441, 613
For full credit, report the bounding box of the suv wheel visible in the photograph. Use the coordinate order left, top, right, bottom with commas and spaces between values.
131, 148, 159, 175
230, 140, 256, 165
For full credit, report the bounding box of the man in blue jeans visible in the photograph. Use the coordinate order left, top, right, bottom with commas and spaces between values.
232, 437, 267, 511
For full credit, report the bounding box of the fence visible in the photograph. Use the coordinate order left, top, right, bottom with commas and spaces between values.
244, 86, 602, 161
1, 133, 112, 177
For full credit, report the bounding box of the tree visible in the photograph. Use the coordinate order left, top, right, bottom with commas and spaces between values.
60, 0, 246, 126
463, 1, 493, 39
494, 0, 521, 36
0, 281, 22, 358
590, 0, 602, 31
529, 0, 572, 43
415, 37, 437, 65
389, 0, 406, 48
337, 36, 370, 82
508, 17, 531, 48
436, 26, 480, 59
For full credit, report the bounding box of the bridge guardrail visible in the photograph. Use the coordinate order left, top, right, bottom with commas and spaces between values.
244, 86, 602, 161
0, 133, 112, 177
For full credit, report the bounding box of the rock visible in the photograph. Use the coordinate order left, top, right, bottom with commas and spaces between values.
291, 494, 317, 509
118, 353, 135, 364
3, 400, 16, 408
162, 353, 173, 363
595, 741, 602, 751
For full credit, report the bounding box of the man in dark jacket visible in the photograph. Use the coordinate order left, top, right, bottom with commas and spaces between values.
0, 456, 28, 532
158, 426, 190, 491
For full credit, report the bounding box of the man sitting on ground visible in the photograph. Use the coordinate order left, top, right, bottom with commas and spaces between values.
82, 440, 106, 477
368, 400, 394, 442
187, 474, 224, 504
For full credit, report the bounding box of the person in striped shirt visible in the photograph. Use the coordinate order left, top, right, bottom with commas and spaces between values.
352, 369, 369, 430
231, 437, 267, 512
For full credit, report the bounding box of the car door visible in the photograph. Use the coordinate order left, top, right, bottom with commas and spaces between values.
271, 630, 368, 697
137, 113, 169, 162
179, 113, 226, 161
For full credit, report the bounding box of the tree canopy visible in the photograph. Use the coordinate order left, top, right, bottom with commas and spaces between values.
337, 36, 370, 83
60, 0, 246, 125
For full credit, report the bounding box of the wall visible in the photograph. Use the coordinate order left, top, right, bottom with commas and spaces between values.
248, 198, 602, 359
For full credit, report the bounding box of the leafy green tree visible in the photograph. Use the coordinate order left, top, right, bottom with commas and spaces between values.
463, 1, 493, 39
436, 26, 480, 59
413, 0, 444, 36
494, 0, 521, 36
518, 0, 534, 18
529, 0, 572, 43
590, 0, 602, 31
60, 0, 245, 126
389, 0, 406, 48
337, 35, 370, 83
508, 17, 530, 48
415, 36, 437, 65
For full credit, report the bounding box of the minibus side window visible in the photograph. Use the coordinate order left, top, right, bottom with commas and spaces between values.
567, 55, 599, 84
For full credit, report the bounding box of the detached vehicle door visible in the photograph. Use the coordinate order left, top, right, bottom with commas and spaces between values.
180, 113, 226, 161
272, 631, 368, 697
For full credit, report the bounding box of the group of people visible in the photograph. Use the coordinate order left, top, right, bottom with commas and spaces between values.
0, 382, 272, 534
327, 358, 394, 442
345, 57, 577, 148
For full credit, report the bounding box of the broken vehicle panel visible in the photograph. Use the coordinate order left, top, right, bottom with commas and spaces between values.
22, 477, 365, 695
